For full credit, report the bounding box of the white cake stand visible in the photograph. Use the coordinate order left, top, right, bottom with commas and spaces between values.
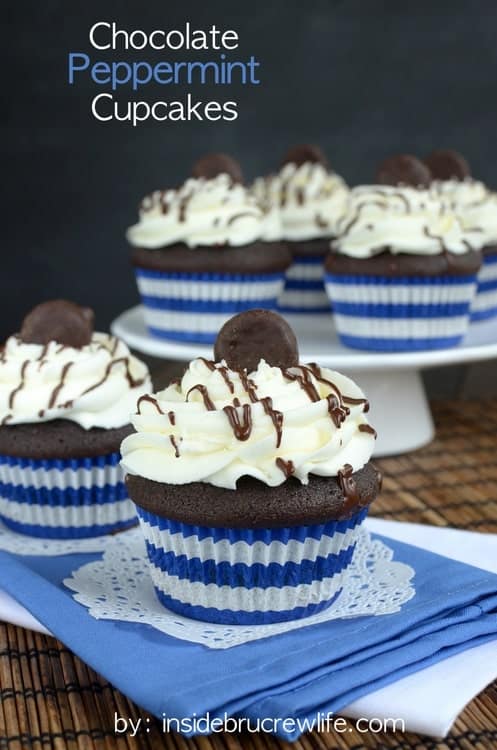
111, 306, 497, 457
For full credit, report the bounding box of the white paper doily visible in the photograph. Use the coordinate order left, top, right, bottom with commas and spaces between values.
64, 527, 415, 649
0, 519, 139, 556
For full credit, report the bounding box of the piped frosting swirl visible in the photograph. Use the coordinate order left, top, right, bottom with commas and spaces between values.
332, 184, 483, 258
433, 179, 497, 248
0, 333, 151, 429
252, 162, 349, 242
120, 357, 375, 490
127, 173, 280, 249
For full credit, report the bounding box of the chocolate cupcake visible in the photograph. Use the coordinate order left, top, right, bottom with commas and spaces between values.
0, 300, 151, 538
426, 149, 497, 322
325, 158, 482, 352
252, 145, 349, 314
127, 153, 291, 344
121, 309, 380, 625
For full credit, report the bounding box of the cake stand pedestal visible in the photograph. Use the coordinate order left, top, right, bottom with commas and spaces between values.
111, 307, 497, 457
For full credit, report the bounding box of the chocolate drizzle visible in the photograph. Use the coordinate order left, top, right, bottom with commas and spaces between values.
178, 195, 190, 223
389, 190, 411, 212
48, 362, 74, 409
423, 226, 445, 251
282, 366, 320, 402
169, 434, 181, 458
82, 357, 145, 397
276, 457, 295, 478
337, 199, 385, 239
37, 344, 49, 362
222, 404, 252, 441
359, 423, 377, 438
200, 358, 235, 394
109, 337, 120, 357
161, 192, 170, 214
168, 411, 176, 425
5, 341, 146, 424
227, 211, 259, 225
306, 363, 351, 407
325, 393, 349, 428
259, 397, 283, 448
8, 361, 29, 409
283, 364, 354, 426
199, 357, 216, 371
238, 370, 258, 402
338, 463, 361, 512
342, 395, 369, 408
181, 358, 371, 453
186, 384, 215, 411
197, 362, 286, 447
137, 394, 164, 415
219, 368, 235, 393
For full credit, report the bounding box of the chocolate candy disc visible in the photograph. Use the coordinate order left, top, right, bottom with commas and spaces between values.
376, 154, 431, 188
19, 300, 95, 348
214, 309, 299, 372
424, 149, 471, 181
191, 153, 243, 183
282, 143, 328, 168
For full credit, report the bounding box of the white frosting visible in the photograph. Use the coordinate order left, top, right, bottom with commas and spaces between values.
332, 185, 483, 258
0, 333, 151, 429
251, 162, 349, 241
127, 174, 280, 249
121, 358, 375, 490
433, 179, 497, 247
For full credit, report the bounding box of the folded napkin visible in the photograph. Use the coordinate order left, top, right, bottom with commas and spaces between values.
0, 528, 496, 741
3, 519, 496, 737
346, 519, 497, 737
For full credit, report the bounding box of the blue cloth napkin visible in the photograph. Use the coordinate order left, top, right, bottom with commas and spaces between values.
0, 535, 496, 741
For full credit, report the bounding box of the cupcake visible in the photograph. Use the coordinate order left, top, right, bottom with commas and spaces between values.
127, 153, 291, 344
425, 149, 497, 322
122, 309, 380, 625
0, 300, 151, 538
325, 155, 482, 352
252, 145, 349, 314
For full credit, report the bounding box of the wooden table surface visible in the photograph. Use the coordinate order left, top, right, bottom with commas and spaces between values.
1, 399, 497, 750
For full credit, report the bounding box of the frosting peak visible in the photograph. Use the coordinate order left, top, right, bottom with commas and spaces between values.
121, 357, 375, 490
433, 178, 497, 247
332, 184, 483, 258
0, 333, 151, 429
127, 173, 280, 249
252, 162, 349, 241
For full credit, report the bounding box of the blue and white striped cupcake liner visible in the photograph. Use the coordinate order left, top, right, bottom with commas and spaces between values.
277, 254, 330, 314
135, 505, 369, 625
135, 269, 285, 344
325, 274, 477, 352
470, 251, 497, 322
0, 453, 138, 539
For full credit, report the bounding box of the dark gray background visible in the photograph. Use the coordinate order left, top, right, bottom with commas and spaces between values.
4, 0, 497, 396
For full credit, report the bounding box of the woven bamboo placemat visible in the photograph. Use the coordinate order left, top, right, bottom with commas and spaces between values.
1, 399, 497, 750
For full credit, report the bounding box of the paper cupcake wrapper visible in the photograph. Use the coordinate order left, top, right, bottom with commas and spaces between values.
470, 251, 497, 322
0, 453, 138, 539
135, 268, 285, 344
277, 254, 330, 313
135, 505, 369, 625
325, 273, 477, 352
